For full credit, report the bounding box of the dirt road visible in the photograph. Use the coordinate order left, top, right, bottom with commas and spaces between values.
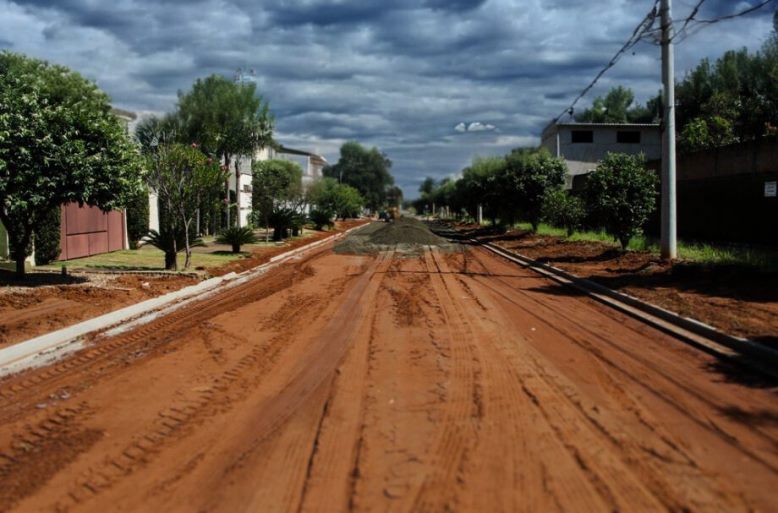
0, 229, 776, 512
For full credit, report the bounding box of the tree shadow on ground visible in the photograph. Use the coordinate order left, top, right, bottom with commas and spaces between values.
0, 270, 89, 288
704, 357, 778, 390
590, 263, 778, 303
534, 248, 625, 265
716, 405, 778, 426
525, 281, 777, 389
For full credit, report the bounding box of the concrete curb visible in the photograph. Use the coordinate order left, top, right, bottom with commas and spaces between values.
477, 241, 778, 379
0, 223, 368, 376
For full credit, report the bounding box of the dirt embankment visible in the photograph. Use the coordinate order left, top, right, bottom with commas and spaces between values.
453, 224, 778, 345
0, 243, 774, 512
0, 220, 367, 348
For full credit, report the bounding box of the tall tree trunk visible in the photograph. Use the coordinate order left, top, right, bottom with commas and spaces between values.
183, 216, 192, 270
234, 159, 241, 228
164, 251, 177, 270
224, 154, 231, 230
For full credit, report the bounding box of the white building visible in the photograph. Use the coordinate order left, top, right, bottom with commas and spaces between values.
540, 122, 661, 189
147, 145, 328, 231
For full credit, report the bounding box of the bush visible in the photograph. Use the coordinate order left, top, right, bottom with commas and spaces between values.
216, 226, 258, 253
542, 190, 585, 237
309, 209, 334, 230
145, 228, 204, 270
33, 206, 61, 265
585, 153, 658, 250
126, 187, 150, 249
500, 148, 567, 230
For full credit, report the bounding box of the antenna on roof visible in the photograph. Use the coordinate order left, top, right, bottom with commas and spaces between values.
234, 67, 256, 84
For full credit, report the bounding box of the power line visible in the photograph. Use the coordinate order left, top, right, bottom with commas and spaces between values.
671, 0, 776, 43
553, 0, 660, 123
552, 0, 775, 123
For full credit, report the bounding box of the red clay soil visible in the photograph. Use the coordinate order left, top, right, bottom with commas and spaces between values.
208, 220, 368, 277
0, 220, 367, 348
460, 225, 778, 346
0, 243, 774, 512
0, 274, 199, 348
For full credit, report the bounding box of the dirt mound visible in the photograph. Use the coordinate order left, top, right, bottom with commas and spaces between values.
368, 219, 448, 245
335, 218, 456, 255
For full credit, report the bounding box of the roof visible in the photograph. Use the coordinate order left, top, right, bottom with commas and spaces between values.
277, 145, 328, 164
541, 120, 659, 141
111, 107, 137, 121
554, 122, 660, 128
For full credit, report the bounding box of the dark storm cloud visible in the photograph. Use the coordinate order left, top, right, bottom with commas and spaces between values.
1, 0, 775, 197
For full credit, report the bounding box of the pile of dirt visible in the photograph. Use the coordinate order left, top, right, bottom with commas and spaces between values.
368, 219, 448, 245
335, 218, 456, 254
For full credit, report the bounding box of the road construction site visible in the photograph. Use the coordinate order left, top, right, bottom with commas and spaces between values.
0, 218, 775, 513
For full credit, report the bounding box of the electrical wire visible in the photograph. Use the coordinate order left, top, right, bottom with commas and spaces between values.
553, 0, 660, 123
552, 0, 775, 123
672, 0, 776, 44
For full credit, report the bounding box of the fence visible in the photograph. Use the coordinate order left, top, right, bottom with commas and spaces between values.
58, 203, 126, 261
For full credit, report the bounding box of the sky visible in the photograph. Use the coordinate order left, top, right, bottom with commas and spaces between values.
1, 0, 775, 198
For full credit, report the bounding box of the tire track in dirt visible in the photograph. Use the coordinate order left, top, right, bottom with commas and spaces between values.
370, 248, 483, 513
0, 402, 95, 512
132, 252, 393, 513
428, 248, 627, 513
294, 253, 394, 513
456, 247, 773, 511
0, 244, 336, 419
465, 246, 778, 470
42, 272, 356, 512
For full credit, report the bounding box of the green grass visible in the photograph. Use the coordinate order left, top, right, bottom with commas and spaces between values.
514, 222, 778, 270
41, 248, 244, 272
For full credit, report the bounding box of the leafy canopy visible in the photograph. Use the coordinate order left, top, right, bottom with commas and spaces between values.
176, 75, 274, 163
307, 177, 364, 219
146, 143, 226, 269
585, 152, 657, 250
500, 148, 567, 230
251, 159, 304, 226
575, 86, 657, 124
0, 51, 142, 274
324, 142, 393, 211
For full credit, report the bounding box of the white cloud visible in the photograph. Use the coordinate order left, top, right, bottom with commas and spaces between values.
467, 122, 496, 132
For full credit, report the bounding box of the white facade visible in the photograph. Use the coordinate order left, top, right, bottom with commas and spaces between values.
227, 145, 327, 227
148, 190, 160, 233
228, 156, 255, 228
541, 122, 661, 189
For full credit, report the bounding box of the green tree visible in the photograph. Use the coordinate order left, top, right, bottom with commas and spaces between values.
252, 159, 304, 241
324, 142, 393, 211
0, 51, 142, 276
542, 190, 585, 237
146, 143, 227, 269
576, 86, 656, 123
126, 185, 150, 249
177, 75, 274, 228
307, 177, 364, 220
33, 206, 61, 265
500, 148, 567, 231
419, 177, 436, 196
456, 156, 505, 224
585, 153, 658, 250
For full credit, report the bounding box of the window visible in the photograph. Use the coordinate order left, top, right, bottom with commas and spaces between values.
617, 130, 641, 144
571, 130, 593, 143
